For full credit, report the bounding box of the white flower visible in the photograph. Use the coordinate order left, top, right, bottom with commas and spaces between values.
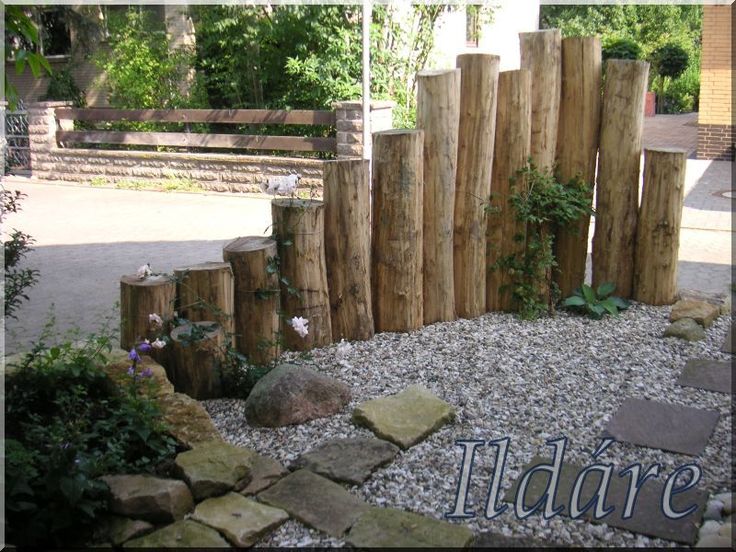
151, 338, 166, 349
149, 313, 163, 326
136, 263, 152, 280
288, 316, 309, 338
336, 339, 352, 357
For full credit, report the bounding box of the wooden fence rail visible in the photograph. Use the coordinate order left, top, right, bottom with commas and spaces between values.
55, 108, 338, 153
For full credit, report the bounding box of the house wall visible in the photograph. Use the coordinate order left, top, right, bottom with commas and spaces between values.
697, 4, 734, 161
430, 3, 540, 70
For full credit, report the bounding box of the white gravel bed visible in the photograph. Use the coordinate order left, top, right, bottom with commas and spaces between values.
204, 304, 733, 548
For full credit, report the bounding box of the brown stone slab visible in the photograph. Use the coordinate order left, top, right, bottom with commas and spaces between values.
677, 359, 732, 394
604, 398, 719, 456
257, 469, 369, 537
505, 456, 707, 544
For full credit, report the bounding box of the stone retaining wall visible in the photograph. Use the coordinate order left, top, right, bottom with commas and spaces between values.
25, 101, 395, 192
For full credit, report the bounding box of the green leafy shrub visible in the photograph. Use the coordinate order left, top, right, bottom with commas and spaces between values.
650, 42, 689, 80
660, 61, 700, 113
42, 65, 85, 106
602, 37, 642, 61
5, 335, 177, 546
2, 189, 40, 318
562, 282, 631, 319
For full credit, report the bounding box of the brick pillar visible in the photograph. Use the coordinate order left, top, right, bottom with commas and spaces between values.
27, 101, 72, 178
697, 5, 734, 161
333, 100, 395, 159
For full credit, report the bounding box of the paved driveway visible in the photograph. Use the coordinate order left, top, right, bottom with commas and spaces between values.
2, 156, 732, 355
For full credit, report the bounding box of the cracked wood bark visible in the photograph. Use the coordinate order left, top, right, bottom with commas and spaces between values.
271, 199, 332, 350
633, 148, 687, 305
323, 158, 374, 341
592, 59, 649, 298
454, 53, 499, 318
554, 36, 602, 298
417, 68, 461, 324
371, 129, 424, 332
223, 236, 280, 364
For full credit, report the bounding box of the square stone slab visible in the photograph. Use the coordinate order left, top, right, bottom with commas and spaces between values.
505, 456, 707, 544
257, 469, 369, 537
722, 327, 733, 354
346, 507, 474, 548
677, 359, 732, 394
352, 385, 455, 449
192, 492, 289, 547
291, 437, 399, 485
604, 398, 719, 456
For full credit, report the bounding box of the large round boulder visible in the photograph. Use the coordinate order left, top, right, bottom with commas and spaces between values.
244, 364, 351, 427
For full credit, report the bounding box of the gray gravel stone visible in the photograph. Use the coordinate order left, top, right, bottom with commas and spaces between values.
664, 318, 706, 341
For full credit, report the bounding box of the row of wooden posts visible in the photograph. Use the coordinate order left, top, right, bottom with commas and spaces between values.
120, 30, 687, 396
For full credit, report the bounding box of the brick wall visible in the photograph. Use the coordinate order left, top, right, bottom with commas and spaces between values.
697, 4, 734, 161
26, 101, 394, 191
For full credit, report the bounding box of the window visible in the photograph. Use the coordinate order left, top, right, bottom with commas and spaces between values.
4, 7, 71, 61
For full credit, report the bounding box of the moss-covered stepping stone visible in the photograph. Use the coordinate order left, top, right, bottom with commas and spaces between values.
192, 492, 289, 547
352, 385, 455, 449
346, 507, 473, 548
123, 520, 230, 548
258, 469, 369, 537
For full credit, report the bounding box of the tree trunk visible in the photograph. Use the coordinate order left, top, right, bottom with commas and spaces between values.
592, 59, 649, 298
520, 29, 562, 173
223, 236, 280, 365
169, 321, 224, 400
487, 69, 532, 312
633, 148, 687, 305
454, 53, 500, 319
120, 274, 176, 352
553, 36, 602, 298
174, 261, 235, 343
323, 159, 374, 341
371, 129, 424, 332
417, 68, 461, 324
271, 199, 332, 350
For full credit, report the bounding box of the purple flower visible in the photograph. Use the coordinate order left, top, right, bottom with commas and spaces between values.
127, 365, 135, 377
141, 367, 154, 378
137, 341, 152, 353
128, 348, 141, 362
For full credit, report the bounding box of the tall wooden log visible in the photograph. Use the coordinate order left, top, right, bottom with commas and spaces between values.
417, 68, 461, 324
223, 236, 280, 365
169, 321, 224, 400
372, 129, 424, 332
120, 274, 176, 351
592, 59, 649, 297
633, 148, 687, 305
174, 262, 235, 342
454, 53, 500, 318
520, 29, 562, 172
487, 69, 532, 312
553, 36, 602, 298
271, 199, 332, 350
323, 159, 375, 341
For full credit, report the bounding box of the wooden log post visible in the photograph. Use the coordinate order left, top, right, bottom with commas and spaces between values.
173, 262, 235, 342
417, 68, 461, 324
487, 69, 532, 312
169, 321, 224, 400
592, 59, 649, 298
271, 199, 332, 350
553, 36, 602, 298
120, 274, 176, 351
633, 148, 687, 305
223, 236, 280, 365
323, 159, 375, 341
372, 129, 424, 332
520, 29, 562, 173
454, 53, 500, 319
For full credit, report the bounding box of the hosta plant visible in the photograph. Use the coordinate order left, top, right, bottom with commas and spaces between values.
562, 282, 630, 319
